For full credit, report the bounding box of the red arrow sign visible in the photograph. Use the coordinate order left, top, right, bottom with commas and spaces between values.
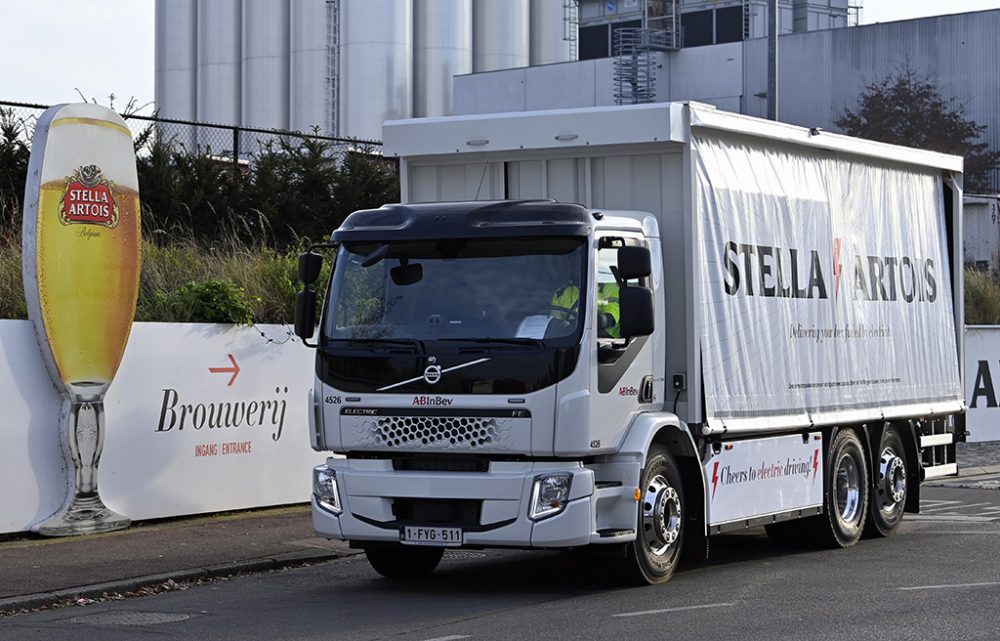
209, 354, 241, 386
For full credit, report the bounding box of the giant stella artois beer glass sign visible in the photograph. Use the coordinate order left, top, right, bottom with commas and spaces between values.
22, 103, 141, 535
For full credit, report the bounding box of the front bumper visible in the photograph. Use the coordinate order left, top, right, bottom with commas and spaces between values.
311, 458, 596, 548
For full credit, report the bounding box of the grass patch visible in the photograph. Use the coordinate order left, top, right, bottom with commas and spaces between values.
0, 217, 329, 324
965, 267, 1000, 325
0, 204, 26, 319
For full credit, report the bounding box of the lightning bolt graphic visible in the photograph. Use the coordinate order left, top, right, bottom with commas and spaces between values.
812, 449, 820, 482
832, 238, 843, 302
711, 461, 720, 499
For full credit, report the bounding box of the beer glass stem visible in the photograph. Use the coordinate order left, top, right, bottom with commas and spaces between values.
34, 398, 130, 536
70, 400, 104, 496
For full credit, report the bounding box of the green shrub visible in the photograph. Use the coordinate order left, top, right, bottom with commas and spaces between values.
965, 267, 1000, 325
0, 107, 30, 230
1, 113, 396, 324
158, 280, 257, 325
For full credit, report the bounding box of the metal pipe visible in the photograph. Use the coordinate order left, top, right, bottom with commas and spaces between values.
767, 0, 778, 120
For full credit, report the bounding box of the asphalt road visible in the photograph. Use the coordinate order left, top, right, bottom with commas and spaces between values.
3, 486, 999, 641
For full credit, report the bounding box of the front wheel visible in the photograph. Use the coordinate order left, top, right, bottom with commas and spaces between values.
809, 428, 869, 548
865, 425, 908, 537
625, 445, 685, 585
364, 544, 444, 578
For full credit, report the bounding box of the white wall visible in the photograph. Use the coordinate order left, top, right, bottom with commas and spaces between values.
3, 318, 997, 533
965, 327, 1000, 443
0, 321, 323, 534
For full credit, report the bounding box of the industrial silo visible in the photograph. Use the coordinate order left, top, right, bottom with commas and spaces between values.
530, 0, 573, 65
196, 0, 241, 153
414, 0, 473, 118
290, 0, 330, 134
338, 0, 413, 141
241, 0, 290, 132
154, 0, 197, 150
155, 0, 581, 143
473, 0, 530, 72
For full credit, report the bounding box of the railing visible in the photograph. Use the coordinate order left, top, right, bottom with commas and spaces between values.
0, 99, 380, 168
612, 28, 675, 106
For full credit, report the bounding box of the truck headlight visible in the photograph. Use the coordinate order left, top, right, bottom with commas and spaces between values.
313, 465, 342, 515
529, 473, 573, 521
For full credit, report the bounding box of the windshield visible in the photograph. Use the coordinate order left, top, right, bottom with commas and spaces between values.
322, 236, 587, 344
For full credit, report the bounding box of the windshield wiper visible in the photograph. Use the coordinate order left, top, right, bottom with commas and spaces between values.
330, 338, 427, 353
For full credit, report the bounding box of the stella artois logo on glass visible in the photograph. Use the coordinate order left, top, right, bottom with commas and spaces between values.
22, 103, 141, 536
59, 164, 120, 228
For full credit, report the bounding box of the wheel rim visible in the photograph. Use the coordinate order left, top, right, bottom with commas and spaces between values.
877, 446, 906, 512
642, 475, 682, 557
835, 453, 861, 524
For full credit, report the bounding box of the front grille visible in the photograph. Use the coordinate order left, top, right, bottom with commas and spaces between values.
392, 498, 481, 527
392, 455, 490, 473
372, 415, 497, 448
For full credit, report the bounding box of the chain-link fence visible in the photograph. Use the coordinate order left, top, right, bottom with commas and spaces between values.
0, 99, 380, 165
0, 99, 398, 248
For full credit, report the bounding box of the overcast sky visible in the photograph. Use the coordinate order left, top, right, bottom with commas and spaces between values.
2, 0, 998, 112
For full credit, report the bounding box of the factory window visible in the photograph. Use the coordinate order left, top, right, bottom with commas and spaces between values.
682, 10, 712, 47
580, 24, 610, 60
715, 6, 744, 43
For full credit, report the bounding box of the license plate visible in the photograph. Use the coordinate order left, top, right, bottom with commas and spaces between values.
400, 525, 463, 547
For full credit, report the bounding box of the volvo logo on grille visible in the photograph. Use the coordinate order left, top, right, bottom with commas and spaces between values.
423, 358, 442, 385
424, 365, 441, 385
376, 356, 492, 392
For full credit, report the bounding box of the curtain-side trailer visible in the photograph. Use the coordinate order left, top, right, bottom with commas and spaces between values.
296, 102, 965, 584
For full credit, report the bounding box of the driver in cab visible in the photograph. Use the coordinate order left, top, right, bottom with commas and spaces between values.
550, 277, 620, 338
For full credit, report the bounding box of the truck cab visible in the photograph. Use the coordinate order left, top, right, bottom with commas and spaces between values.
300, 200, 686, 582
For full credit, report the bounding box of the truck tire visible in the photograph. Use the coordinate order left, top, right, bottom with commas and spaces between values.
364, 544, 444, 578
625, 445, 685, 585
864, 425, 908, 537
810, 428, 869, 548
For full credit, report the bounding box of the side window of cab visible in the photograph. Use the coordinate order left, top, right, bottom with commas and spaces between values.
596, 236, 650, 342
596, 246, 621, 339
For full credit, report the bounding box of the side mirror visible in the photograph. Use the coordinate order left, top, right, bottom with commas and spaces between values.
299, 252, 323, 285
619, 286, 654, 338
295, 290, 317, 340
617, 246, 651, 281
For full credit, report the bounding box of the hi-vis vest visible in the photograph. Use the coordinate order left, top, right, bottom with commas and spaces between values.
598, 282, 620, 338
551, 283, 579, 320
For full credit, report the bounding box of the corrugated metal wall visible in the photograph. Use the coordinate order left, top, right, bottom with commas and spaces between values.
457, 9, 1000, 190
746, 10, 1000, 189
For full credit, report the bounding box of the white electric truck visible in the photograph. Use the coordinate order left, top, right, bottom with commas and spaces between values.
295, 102, 965, 584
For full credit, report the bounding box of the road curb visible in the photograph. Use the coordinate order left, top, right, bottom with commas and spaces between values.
0, 549, 358, 616
958, 464, 1000, 478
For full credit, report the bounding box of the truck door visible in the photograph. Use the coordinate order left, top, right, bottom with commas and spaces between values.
589, 233, 655, 449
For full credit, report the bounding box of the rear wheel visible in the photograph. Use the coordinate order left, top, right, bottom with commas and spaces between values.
364, 544, 444, 578
865, 425, 908, 537
625, 445, 685, 584
809, 428, 869, 548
